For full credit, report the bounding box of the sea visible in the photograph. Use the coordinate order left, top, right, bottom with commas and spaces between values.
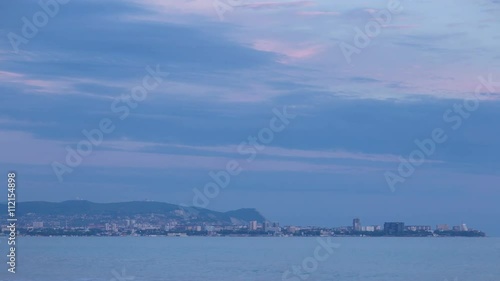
0, 237, 499, 281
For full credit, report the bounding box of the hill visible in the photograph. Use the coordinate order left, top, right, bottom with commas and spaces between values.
0, 200, 266, 225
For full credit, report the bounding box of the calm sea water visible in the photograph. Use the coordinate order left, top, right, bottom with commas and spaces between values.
0, 237, 499, 281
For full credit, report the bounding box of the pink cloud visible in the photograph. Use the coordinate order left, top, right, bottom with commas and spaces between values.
0, 70, 24, 79
381, 24, 418, 29
252, 39, 324, 62
363, 8, 377, 14
0, 70, 74, 94
122, 0, 315, 23
126, 0, 315, 20
297, 11, 339, 16
239, 1, 314, 10
131, 0, 214, 15
0, 69, 134, 98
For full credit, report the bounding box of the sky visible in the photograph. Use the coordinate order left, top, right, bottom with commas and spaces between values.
0, 0, 500, 235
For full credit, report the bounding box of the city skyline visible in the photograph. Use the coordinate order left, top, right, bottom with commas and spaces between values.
1, 199, 489, 236
2, 199, 487, 238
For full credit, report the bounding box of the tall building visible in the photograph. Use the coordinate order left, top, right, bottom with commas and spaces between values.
384, 222, 405, 235
263, 221, 271, 231
249, 220, 258, 231
353, 218, 361, 231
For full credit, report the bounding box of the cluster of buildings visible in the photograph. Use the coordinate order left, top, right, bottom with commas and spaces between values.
350, 218, 383, 232
341, 218, 482, 236
249, 221, 281, 232
436, 223, 470, 232
1, 216, 485, 237
2, 215, 286, 236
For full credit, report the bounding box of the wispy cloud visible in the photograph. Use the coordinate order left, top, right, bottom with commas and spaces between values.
0, 70, 74, 94
0, 131, 386, 174
296, 11, 339, 16
101, 140, 415, 164
239, 1, 314, 10
251, 39, 324, 63
381, 24, 419, 29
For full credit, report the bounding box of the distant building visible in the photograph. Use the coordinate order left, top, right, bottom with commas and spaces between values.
460, 223, 468, 231
249, 221, 258, 231
105, 223, 118, 232
32, 222, 44, 229
384, 222, 405, 235
361, 226, 375, 232
436, 224, 449, 231
263, 222, 280, 233
334, 226, 350, 231
353, 218, 361, 231
263, 221, 271, 231
405, 225, 431, 232
47, 221, 60, 228
452, 226, 461, 231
